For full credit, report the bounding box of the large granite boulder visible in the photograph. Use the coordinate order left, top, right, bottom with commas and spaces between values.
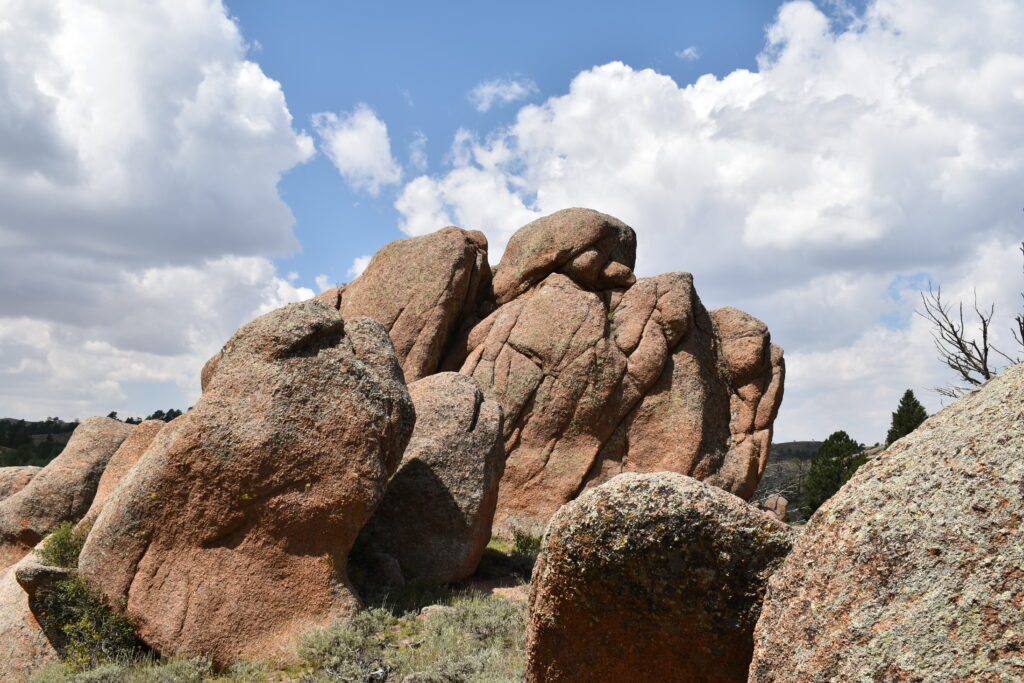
750, 361, 1024, 681
0, 466, 40, 501
0, 417, 133, 568
75, 419, 165, 533
357, 372, 504, 583
317, 227, 491, 384
77, 301, 415, 666
526, 472, 794, 683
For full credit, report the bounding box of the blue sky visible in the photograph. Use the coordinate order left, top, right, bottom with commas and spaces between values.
233, 0, 798, 291
0, 0, 1021, 443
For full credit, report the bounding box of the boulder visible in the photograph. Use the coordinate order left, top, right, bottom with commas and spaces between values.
329, 227, 491, 383
526, 472, 795, 683
750, 361, 1024, 682
0, 466, 40, 501
357, 372, 504, 583
0, 546, 58, 682
491, 208, 637, 305
77, 301, 415, 666
760, 495, 788, 522
0, 418, 133, 568
76, 419, 165, 532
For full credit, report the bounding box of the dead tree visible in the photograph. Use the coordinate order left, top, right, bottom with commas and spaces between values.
918, 242, 1024, 398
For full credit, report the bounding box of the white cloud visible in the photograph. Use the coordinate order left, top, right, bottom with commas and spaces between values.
315, 274, 333, 292
676, 46, 701, 60
312, 104, 402, 195
0, 0, 314, 419
468, 77, 539, 113
409, 131, 428, 172
395, 0, 1024, 442
347, 255, 372, 280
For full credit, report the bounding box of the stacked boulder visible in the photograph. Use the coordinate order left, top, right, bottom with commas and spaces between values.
328, 208, 785, 534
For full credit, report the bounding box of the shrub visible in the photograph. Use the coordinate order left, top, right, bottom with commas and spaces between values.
33, 575, 145, 671
35, 521, 87, 568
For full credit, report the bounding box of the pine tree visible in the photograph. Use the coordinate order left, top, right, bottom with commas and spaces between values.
801, 430, 865, 516
885, 389, 928, 446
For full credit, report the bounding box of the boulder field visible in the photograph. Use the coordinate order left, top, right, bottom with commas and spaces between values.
1, 207, 793, 676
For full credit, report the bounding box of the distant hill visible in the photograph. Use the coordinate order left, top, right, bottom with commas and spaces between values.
0, 417, 78, 467
769, 440, 822, 461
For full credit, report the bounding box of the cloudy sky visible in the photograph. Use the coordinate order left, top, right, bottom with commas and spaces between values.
1, 0, 1021, 444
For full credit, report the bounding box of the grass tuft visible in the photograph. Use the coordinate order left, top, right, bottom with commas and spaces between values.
35, 521, 87, 568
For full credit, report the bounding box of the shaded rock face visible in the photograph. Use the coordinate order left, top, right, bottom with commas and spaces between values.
750, 361, 1024, 682
0, 546, 58, 683
0, 417, 133, 568
77, 301, 415, 666
76, 419, 165, 533
357, 372, 504, 584
0, 466, 40, 501
318, 227, 492, 384
526, 472, 795, 683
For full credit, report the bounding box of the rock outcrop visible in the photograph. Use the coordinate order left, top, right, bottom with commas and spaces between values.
0, 466, 40, 501
452, 210, 783, 533
77, 301, 415, 666
750, 362, 1024, 682
526, 472, 794, 683
357, 372, 504, 583
0, 418, 133, 568
317, 227, 491, 384
76, 419, 165, 532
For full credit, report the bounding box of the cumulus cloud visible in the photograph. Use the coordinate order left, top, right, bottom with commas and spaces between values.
409, 131, 429, 172
347, 255, 372, 280
0, 0, 315, 419
468, 77, 539, 112
312, 104, 403, 195
395, 0, 1024, 441
675, 46, 701, 60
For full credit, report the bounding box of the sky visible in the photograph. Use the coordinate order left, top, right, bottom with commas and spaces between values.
0, 0, 1021, 444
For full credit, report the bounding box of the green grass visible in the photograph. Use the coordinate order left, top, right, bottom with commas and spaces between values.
476, 530, 542, 581
35, 521, 87, 568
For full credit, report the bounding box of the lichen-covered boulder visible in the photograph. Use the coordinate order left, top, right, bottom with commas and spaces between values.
357, 372, 504, 583
323, 227, 491, 384
76, 419, 165, 533
77, 301, 415, 666
750, 361, 1024, 682
0, 466, 40, 501
0, 418, 133, 568
526, 472, 795, 683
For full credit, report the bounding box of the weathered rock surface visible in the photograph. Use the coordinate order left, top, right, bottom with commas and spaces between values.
490, 208, 637, 305
0, 466, 40, 501
0, 546, 58, 682
0, 417, 132, 568
449, 210, 784, 533
526, 472, 795, 683
357, 372, 504, 583
322, 227, 491, 383
750, 361, 1024, 682
77, 301, 415, 666
760, 495, 788, 522
76, 419, 165, 532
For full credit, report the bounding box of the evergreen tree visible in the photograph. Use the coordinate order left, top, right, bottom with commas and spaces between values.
801, 430, 866, 516
885, 389, 928, 446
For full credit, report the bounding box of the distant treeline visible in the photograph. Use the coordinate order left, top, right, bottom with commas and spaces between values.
0, 410, 182, 468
